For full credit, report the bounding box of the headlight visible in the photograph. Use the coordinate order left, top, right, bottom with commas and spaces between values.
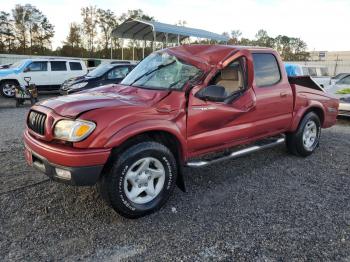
54, 119, 96, 142
70, 82, 88, 89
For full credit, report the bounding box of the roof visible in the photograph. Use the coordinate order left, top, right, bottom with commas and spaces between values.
167, 45, 239, 67
164, 45, 275, 70
112, 19, 229, 43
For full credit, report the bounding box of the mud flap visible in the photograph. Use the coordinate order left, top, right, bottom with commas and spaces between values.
176, 164, 186, 192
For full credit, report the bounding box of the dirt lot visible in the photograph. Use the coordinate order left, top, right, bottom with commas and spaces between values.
0, 103, 350, 261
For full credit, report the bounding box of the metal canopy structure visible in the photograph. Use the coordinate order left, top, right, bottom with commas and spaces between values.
112, 19, 229, 43
111, 19, 229, 60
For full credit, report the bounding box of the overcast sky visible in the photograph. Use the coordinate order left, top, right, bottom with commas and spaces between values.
2, 0, 349, 51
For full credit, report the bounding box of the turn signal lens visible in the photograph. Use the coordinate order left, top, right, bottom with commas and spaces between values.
75, 124, 91, 137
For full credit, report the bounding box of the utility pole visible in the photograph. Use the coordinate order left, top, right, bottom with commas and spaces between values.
334, 54, 340, 76
110, 36, 113, 59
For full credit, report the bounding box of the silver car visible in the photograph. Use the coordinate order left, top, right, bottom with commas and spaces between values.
326, 74, 350, 116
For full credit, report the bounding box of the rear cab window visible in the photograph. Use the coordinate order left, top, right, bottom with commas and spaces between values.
51, 61, 67, 71
69, 62, 83, 71
252, 53, 281, 87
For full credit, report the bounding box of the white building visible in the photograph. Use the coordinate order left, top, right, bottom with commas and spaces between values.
288, 51, 350, 76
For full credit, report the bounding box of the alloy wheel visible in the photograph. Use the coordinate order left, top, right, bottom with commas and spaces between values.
123, 157, 165, 204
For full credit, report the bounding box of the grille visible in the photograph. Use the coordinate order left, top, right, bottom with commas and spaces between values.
28, 110, 46, 135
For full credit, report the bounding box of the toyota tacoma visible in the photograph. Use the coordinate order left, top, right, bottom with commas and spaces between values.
24, 45, 339, 218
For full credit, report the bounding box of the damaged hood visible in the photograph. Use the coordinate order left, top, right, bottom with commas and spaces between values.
38, 84, 170, 117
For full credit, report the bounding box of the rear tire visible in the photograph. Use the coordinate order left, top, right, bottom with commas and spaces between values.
286, 112, 321, 157
0, 80, 18, 98
100, 141, 177, 218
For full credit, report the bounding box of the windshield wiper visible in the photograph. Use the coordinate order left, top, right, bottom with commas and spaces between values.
128, 60, 176, 87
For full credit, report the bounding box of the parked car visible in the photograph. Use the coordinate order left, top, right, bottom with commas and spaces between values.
24, 45, 338, 218
284, 63, 331, 88
0, 63, 11, 70
60, 62, 136, 95
325, 74, 350, 116
331, 73, 350, 85
0, 59, 87, 97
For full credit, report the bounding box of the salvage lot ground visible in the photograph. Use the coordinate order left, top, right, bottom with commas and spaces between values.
0, 101, 350, 261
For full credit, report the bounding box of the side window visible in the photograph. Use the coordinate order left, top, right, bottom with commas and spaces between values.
209, 57, 247, 96
252, 53, 281, 87
69, 62, 83, 71
51, 61, 67, 71
107, 67, 129, 80
25, 61, 47, 72
339, 76, 350, 85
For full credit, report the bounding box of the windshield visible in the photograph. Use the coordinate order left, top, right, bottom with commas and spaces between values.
10, 61, 25, 69
87, 64, 114, 77
121, 52, 202, 90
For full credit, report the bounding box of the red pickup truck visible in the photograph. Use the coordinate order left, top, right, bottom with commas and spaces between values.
24, 45, 338, 218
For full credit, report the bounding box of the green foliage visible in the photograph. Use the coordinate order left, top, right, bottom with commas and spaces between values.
336, 88, 350, 94
221, 29, 310, 61
10, 4, 55, 55
0, 4, 310, 61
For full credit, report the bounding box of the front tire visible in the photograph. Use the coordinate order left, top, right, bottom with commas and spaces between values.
0, 80, 18, 98
286, 112, 321, 157
101, 141, 177, 218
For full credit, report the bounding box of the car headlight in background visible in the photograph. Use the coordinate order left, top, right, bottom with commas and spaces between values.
70, 82, 88, 89
54, 119, 96, 142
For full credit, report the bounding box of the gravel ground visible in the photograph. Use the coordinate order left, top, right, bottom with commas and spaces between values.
0, 105, 350, 261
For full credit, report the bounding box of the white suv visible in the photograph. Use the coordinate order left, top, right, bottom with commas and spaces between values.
0, 59, 87, 97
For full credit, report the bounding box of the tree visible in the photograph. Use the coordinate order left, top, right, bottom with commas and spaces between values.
97, 8, 117, 58
81, 6, 98, 56
119, 9, 154, 22
12, 4, 29, 53
61, 23, 83, 57
0, 11, 14, 52
229, 30, 242, 44
11, 4, 54, 54
176, 20, 187, 27
274, 35, 309, 61
255, 29, 275, 48
65, 23, 81, 48
32, 16, 54, 54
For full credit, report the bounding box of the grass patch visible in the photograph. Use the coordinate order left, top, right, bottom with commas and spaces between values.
336, 88, 350, 94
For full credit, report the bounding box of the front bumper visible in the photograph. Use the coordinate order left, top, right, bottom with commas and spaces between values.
338, 102, 350, 116
24, 130, 110, 185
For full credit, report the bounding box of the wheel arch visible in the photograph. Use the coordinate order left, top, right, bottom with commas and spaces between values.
0, 79, 20, 85
291, 103, 325, 132
303, 106, 324, 125
103, 125, 187, 192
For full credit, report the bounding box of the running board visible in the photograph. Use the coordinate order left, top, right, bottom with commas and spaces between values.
186, 137, 285, 168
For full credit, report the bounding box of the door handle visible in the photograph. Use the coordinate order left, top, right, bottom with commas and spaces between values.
280, 92, 288, 97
